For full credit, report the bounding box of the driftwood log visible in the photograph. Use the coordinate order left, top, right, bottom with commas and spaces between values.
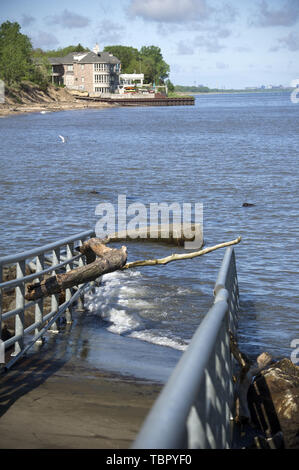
25, 236, 241, 301
104, 222, 204, 247
25, 242, 127, 301
123, 236, 241, 269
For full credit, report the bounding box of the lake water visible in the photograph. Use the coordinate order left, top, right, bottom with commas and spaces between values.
0, 92, 298, 382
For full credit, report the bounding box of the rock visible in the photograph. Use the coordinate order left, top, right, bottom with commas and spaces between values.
248, 358, 299, 449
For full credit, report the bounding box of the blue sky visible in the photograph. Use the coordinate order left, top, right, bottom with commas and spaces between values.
1, 0, 299, 88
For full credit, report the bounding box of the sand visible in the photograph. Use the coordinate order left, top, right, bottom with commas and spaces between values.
0, 101, 116, 118
0, 82, 118, 117
0, 353, 162, 449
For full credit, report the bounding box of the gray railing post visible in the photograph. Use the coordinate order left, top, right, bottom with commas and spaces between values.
186, 373, 207, 448
76, 239, 85, 312
0, 229, 95, 368
0, 265, 2, 341
133, 247, 239, 450
204, 353, 217, 448
35, 253, 44, 344
65, 242, 74, 324
12, 260, 26, 356
50, 248, 60, 333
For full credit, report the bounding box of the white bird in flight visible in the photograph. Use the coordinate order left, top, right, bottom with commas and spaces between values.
59, 135, 66, 143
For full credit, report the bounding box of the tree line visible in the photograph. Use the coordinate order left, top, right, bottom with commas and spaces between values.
0, 20, 173, 89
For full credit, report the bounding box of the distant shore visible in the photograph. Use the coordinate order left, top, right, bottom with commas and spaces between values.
0, 84, 292, 118
180, 88, 293, 96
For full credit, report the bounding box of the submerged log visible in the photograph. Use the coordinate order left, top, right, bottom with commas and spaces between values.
104, 222, 203, 247
25, 242, 127, 301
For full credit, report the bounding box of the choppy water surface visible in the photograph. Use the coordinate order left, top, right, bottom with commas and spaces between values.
0, 92, 298, 381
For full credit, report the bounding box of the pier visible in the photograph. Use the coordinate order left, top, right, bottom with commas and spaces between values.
0, 231, 239, 448
75, 95, 195, 107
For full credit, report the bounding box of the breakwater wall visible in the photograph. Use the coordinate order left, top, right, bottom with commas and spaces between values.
76, 96, 195, 107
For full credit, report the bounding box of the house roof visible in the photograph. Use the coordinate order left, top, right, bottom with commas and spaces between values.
49, 51, 120, 65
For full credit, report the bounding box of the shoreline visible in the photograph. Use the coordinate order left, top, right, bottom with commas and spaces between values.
0, 100, 118, 118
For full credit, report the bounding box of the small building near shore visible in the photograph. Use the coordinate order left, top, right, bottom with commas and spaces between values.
118, 73, 144, 94
49, 44, 121, 96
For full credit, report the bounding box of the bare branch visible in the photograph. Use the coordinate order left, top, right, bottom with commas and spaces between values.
122, 236, 242, 269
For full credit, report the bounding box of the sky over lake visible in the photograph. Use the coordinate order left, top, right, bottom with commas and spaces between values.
1, 0, 299, 88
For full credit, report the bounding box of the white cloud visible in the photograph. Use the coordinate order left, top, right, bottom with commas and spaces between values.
216, 61, 229, 69
270, 31, 299, 52
32, 31, 59, 48
95, 20, 126, 45
279, 31, 299, 50
193, 34, 226, 53
45, 9, 90, 29
252, 0, 299, 27
176, 40, 194, 55
20, 14, 36, 27
128, 0, 212, 23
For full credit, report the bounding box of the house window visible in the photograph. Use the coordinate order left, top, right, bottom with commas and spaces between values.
94, 74, 110, 84
81, 77, 84, 83
95, 86, 109, 93
94, 63, 109, 72
81, 64, 84, 70
67, 65, 73, 71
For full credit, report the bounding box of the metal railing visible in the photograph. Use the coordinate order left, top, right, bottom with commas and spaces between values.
133, 246, 239, 449
0, 229, 95, 370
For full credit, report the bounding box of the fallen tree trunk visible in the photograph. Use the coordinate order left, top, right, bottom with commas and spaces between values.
25, 243, 127, 301
25, 236, 241, 301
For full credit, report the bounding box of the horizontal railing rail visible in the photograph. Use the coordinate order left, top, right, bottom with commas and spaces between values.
0, 229, 95, 369
133, 246, 239, 449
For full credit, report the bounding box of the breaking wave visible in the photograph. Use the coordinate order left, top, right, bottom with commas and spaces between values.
85, 270, 189, 352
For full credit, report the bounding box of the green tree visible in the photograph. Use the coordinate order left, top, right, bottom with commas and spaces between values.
31, 52, 51, 90
103, 45, 140, 73
0, 21, 33, 85
104, 44, 170, 84
41, 43, 90, 58
165, 79, 175, 92
139, 45, 169, 84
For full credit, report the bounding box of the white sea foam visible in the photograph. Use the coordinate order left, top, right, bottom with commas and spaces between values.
129, 331, 188, 351
106, 308, 141, 334
85, 268, 187, 351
